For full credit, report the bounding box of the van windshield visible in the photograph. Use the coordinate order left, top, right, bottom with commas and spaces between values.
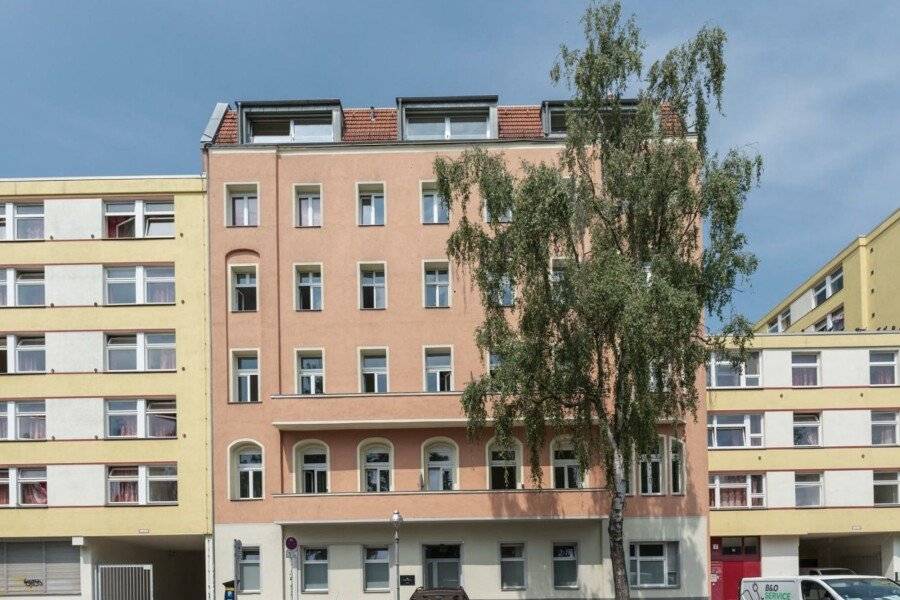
826, 578, 900, 600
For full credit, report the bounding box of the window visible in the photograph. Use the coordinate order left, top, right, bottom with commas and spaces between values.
791, 352, 819, 387
14, 203, 44, 240
360, 350, 388, 393
229, 193, 258, 227
553, 440, 582, 489
145, 266, 175, 304
231, 266, 257, 312
708, 474, 765, 509
813, 266, 844, 306
548, 106, 568, 135
707, 352, 760, 387
364, 547, 390, 592
250, 113, 335, 143
233, 352, 260, 403
550, 258, 570, 285
870, 351, 897, 385
424, 348, 452, 392
669, 438, 684, 495
104, 201, 174, 238
406, 111, 490, 141
106, 399, 176, 439
106, 400, 139, 437
296, 187, 322, 227
495, 276, 514, 307
358, 185, 385, 226
15, 401, 45, 440
0, 469, 8, 506
707, 414, 764, 448
105, 265, 176, 305
107, 466, 139, 504
236, 446, 263, 500
639, 438, 663, 495
0, 338, 6, 374
15, 336, 46, 372
0, 204, 4, 240
105, 267, 137, 304
0, 541, 80, 595
628, 542, 679, 587
296, 266, 322, 311
145, 333, 176, 370
238, 547, 261, 593
795, 473, 823, 507
874, 472, 899, 505
297, 351, 324, 395
489, 442, 518, 490
143, 202, 174, 237
768, 308, 792, 333
0, 270, 6, 306
362, 444, 391, 492
14, 270, 44, 306
552, 544, 577, 589
814, 306, 844, 332
105, 202, 136, 238
299, 445, 328, 494
793, 413, 821, 446
425, 443, 456, 491
485, 204, 513, 224
0, 403, 6, 439
500, 543, 526, 590
488, 352, 502, 376
422, 186, 449, 224
147, 400, 177, 438
106, 334, 138, 371
302, 548, 328, 592
18, 467, 47, 506
424, 545, 461, 589
104, 332, 174, 372
872, 411, 899, 445
424, 263, 450, 308
360, 265, 386, 309
147, 465, 177, 503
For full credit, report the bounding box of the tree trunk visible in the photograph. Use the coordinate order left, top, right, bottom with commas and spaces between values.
608, 445, 630, 600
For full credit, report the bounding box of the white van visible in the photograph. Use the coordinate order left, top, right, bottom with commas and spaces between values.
741, 576, 900, 600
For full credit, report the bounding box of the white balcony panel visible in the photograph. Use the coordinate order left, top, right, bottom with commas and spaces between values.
47, 464, 106, 506
45, 265, 103, 307
44, 198, 103, 240
46, 398, 104, 440
45, 331, 103, 373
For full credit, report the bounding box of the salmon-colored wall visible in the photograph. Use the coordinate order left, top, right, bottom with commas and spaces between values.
207, 143, 708, 525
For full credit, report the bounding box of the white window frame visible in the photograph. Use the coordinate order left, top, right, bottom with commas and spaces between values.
707, 351, 761, 388
423, 261, 451, 308
791, 352, 820, 387
363, 546, 391, 592
792, 412, 821, 447
404, 111, 491, 141
359, 262, 387, 310
103, 264, 175, 306
813, 266, 844, 306
295, 264, 323, 311
361, 442, 392, 493
639, 436, 665, 496
357, 183, 386, 227
423, 346, 453, 392
421, 183, 449, 224
768, 308, 792, 333
424, 440, 457, 491
301, 547, 329, 592
707, 413, 764, 448
229, 192, 259, 227
238, 547, 261, 593
499, 542, 526, 590
13, 269, 45, 307
708, 473, 765, 509
296, 349, 325, 395
488, 441, 520, 490
16, 467, 47, 506
668, 437, 684, 495
628, 542, 680, 588
104, 331, 176, 372
234, 444, 264, 500
297, 444, 329, 494
552, 439, 583, 489
872, 410, 899, 446
552, 542, 578, 589
0, 268, 8, 307
870, 350, 897, 386
874, 471, 900, 506
794, 472, 823, 507
0, 400, 46, 441
104, 200, 174, 239
232, 350, 260, 403
0, 468, 10, 507
12, 334, 46, 373
230, 265, 258, 312
813, 306, 844, 332
295, 184, 323, 227
359, 348, 389, 394
105, 398, 176, 439
12, 202, 44, 240
106, 464, 177, 505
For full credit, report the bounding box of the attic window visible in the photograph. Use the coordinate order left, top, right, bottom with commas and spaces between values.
250, 113, 334, 143
405, 111, 490, 141
549, 108, 567, 135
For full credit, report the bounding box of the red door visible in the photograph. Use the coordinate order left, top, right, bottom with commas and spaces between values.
711, 537, 761, 600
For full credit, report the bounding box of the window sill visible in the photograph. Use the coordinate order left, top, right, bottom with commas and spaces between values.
106, 436, 178, 441
225, 225, 259, 229
230, 310, 259, 314
227, 401, 262, 405
231, 497, 265, 502
421, 222, 450, 226
630, 585, 680, 590
424, 305, 451, 309
295, 225, 323, 229
296, 309, 323, 313
364, 588, 390, 594
358, 224, 385, 228
105, 303, 177, 307
360, 308, 387, 311
554, 585, 579, 590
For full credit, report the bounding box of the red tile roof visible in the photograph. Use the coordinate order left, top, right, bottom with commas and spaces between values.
342, 108, 397, 143
213, 109, 238, 144
498, 106, 544, 139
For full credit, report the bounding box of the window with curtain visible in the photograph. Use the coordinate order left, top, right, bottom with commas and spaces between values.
145, 333, 176, 370
107, 466, 139, 504
791, 353, 819, 387
15, 401, 45, 440
362, 444, 391, 492
872, 411, 899, 446
17, 467, 47, 506
425, 443, 455, 491
870, 351, 897, 385
145, 266, 175, 304
15, 336, 45, 372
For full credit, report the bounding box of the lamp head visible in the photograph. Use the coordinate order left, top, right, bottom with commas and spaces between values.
390, 510, 403, 527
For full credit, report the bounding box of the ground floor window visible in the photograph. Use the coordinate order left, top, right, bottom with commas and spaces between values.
0, 541, 80, 595
238, 547, 260, 593
628, 541, 680, 587
363, 547, 389, 592
424, 545, 461, 589
552, 543, 578, 589
302, 548, 328, 592
500, 543, 526, 590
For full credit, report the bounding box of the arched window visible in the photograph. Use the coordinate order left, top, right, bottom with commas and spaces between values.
362, 443, 391, 492
232, 443, 263, 500
552, 439, 582, 489
425, 443, 456, 491
298, 444, 328, 494
488, 442, 519, 490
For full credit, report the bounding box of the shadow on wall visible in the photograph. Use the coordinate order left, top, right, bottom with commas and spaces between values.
88, 537, 205, 599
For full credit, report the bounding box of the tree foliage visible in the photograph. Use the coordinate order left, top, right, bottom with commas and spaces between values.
435, 2, 760, 598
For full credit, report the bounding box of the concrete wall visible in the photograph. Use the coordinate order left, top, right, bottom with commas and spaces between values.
44, 198, 103, 240
46, 397, 104, 439
45, 331, 104, 373
765, 412, 793, 447
45, 264, 104, 306
761, 536, 799, 576
765, 472, 795, 508
823, 470, 872, 507
822, 410, 869, 447
47, 464, 106, 506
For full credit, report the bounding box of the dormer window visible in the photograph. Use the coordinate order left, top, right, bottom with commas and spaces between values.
249, 114, 335, 143
549, 107, 567, 135
399, 96, 497, 141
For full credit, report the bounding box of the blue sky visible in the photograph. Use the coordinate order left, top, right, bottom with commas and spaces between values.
2, 1, 899, 324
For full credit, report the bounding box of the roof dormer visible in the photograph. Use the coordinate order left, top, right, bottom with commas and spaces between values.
238, 99, 343, 144
397, 95, 498, 141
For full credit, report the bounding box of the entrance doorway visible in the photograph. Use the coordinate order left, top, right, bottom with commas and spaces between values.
423, 545, 461, 589
711, 537, 760, 600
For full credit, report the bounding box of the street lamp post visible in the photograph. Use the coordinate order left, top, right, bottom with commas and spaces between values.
390, 510, 404, 600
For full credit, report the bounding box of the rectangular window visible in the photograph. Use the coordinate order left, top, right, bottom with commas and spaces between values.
145, 266, 175, 304
230, 193, 258, 227
874, 472, 899, 506
105, 267, 137, 304
360, 265, 386, 309
814, 306, 844, 332
639, 438, 663, 495
364, 547, 390, 592
405, 111, 490, 141
500, 543, 526, 590
549, 107, 567, 135
793, 413, 821, 446
424, 545, 461, 589
143, 201, 175, 237
302, 548, 328, 592
16, 336, 46, 372
707, 352, 761, 388
18, 467, 47, 506
422, 186, 449, 224
105, 202, 136, 238
791, 352, 819, 387
813, 266, 844, 306
870, 351, 897, 385
297, 351, 324, 395
147, 464, 178, 503
488, 352, 502, 376
794, 473, 823, 507
495, 276, 514, 307
358, 184, 385, 226
424, 263, 450, 308
14, 269, 45, 306
239, 548, 261, 593
145, 333, 175, 371
708, 474, 765, 509
107, 466, 140, 504
425, 348, 452, 392
296, 187, 322, 226
628, 542, 679, 587
105, 201, 174, 238
361, 350, 388, 393
872, 411, 899, 446
14, 203, 44, 240
106, 334, 138, 371
669, 438, 684, 494
105, 265, 175, 305
769, 308, 791, 333
296, 266, 323, 311
231, 266, 257, 312
146, 400, 177, 438
0, 269, 7, 306
234, 352, 260, 403
0, 337, 6, 374
106, 400, 139, 437
707, 414, 764, 448
106, 399, 176, 438
0, 402, 7, 439
552, 543, 577, 589
15, 401, 46, 440
0, 469, 9, 506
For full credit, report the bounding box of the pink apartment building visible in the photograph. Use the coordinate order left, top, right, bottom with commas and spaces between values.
201, 96, 709, 600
